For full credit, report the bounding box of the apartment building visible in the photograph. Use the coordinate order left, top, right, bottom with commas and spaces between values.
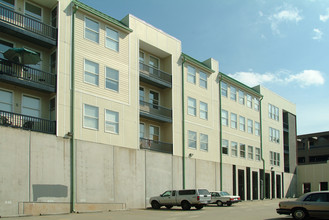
0, 0, 297, 216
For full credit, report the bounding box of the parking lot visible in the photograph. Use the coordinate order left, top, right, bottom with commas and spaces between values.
5, 199, 293, 220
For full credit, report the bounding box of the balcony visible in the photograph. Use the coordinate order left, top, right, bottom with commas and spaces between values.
0, 5, 57, 48
0, 110, 56, 134
140, 138, 173, 154
139, 62, 172, 88
0, 58, 56, 93
139, 100, 172, 123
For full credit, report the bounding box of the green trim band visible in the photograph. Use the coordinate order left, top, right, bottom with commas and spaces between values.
182, 53, 215, 73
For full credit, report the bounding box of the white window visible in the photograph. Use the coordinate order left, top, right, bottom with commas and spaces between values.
188, 130, 197, 149
85, 17, 99, 43
0, 90, 13, 112
105, 110, 119, 134
254, 98, 260, 111
239, 90, 245, 105
105, 67, 119, 92
188, 97, 196, 116
239, 116, 245, 132
231, 141, 238, 157
240, 144, 246, 158
149, 125, 159, 141
231, 113, 237, 129
255, 147, 261, 161
199, 71, 207, 89
247, 94, 252, 108
84, 59, 99, 86
269, 104, 279, 121
221, 82, 228, 97
200, 133, 208, 151
255, 122, 260, 136
248, 119, 253, 134
149, 56, 159, 75
270, 127, 280, 143
25, 2, 42, 20
230, 86, 237, 101
105, 27, 119, 51
222, 139, 229, 155
248, 146, 254, 160
22, 95, 40, 117
149, 90, 159, 109
0, 0, 15, 8
187, 65, 196, 84
140, 123, 144, 138
221, 109, 228, 126
139, 87, 145, 104
270, 151, 280, 166
83, 104, 98, 130
200, 101, 208, 120
139, 51, 144, 63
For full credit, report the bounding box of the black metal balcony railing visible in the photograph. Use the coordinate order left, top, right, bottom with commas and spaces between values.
140, 138, 173, 154
0, 58, 56, 91
139, 62, 172, 87
0, 110, 55, 134
139, 100, 172, 122
0, 5, 57, 40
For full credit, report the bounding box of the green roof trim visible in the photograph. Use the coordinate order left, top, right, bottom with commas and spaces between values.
219, 72, 262, 97
72, 0, 133, 33
182, 53, 215, 73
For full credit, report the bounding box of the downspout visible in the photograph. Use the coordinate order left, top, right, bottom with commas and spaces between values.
259, 96, 265, 199
218, 74, 223, 191
70, 2, 78, 213
181, 56, 186, 189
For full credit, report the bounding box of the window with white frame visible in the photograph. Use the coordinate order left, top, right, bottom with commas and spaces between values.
188, 130, 197, 149
247, 119, 253, 134
83, 104, 98, 130
85, 17, 99, 43
222, 139, 229, 155
149, 56, 159, 74
200, 101, 208, 120
187, 65, 196, 84
105, 67, 119, 92
230, 86, 237, 101
188, 97, 196, 116
0, 90, 13, 112
239, 90, 245, 105
255, 147, 261, 161
199, 71, 207, 89
248, 146, 254, 160
221, 82, 228, 97
231, 113, 237, 129
254, 98, 259, 111
139, 87, 145, 105
240, 144, 246, 158
269, 127, 280, 143
247, 94, 252, 108
231, 141, 238, 157
140, 123, 144, 138
239, 116, 245, 132
270, 151, 280, 166
105, 27, 119, 51
149, 90, 159, 109
22, 95, 40, 117
139, 51, 144, 63
0, 0, 15, 8
84, 59, 99, 86
221, 109, 228, 126
269, 104, 279, 121
255, 122, 260, 136
105, 110, 119, 134
25, 2, 42, 20
200, 133, 208, 151
149, 125, 159, 141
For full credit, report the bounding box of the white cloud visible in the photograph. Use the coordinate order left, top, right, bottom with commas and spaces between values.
228, 70, 324, 88
320, 8, 329, 22
268, 4, 302, 35
312, 28, 323, 40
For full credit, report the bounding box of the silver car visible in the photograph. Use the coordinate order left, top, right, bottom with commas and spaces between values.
276, 191, 329, 220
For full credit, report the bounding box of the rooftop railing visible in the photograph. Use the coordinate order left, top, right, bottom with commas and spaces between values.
0, 110, 56, 134
0, 5, 57, 41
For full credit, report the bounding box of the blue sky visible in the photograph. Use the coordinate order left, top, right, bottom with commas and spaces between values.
80, 0, 329, 135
